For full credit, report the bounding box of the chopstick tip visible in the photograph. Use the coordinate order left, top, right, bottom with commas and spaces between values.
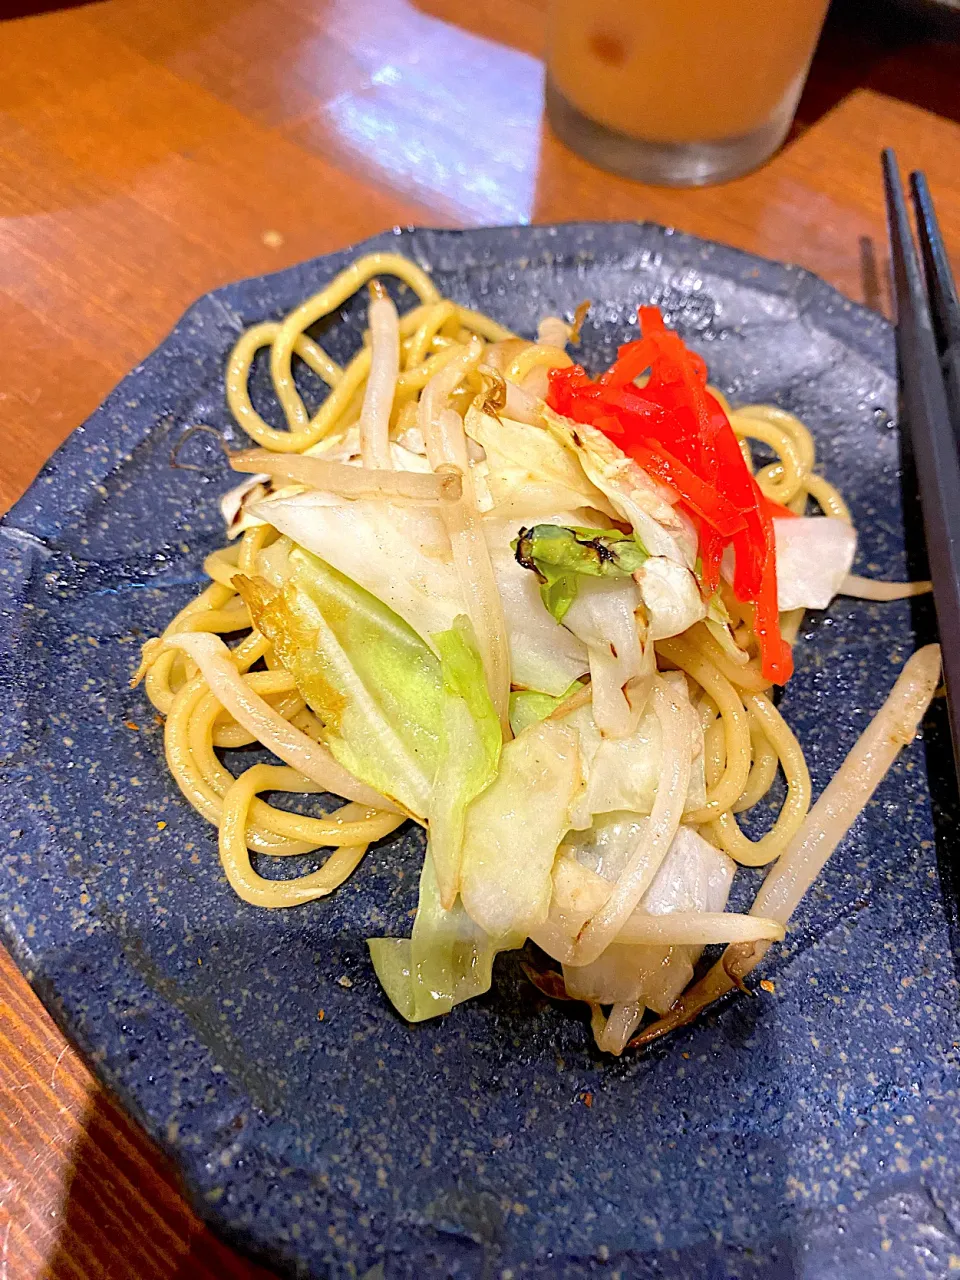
881, 148, 901, 184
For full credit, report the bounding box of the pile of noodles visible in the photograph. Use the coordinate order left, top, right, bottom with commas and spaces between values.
135, 253, 939, 1052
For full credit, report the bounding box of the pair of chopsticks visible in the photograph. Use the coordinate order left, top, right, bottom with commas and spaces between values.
882, 149, 960, 775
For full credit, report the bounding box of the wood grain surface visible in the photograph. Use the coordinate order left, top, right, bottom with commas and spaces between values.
0, 1, 958, 1276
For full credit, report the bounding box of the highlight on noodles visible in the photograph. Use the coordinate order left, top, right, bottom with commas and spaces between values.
134, 252, 940, 1054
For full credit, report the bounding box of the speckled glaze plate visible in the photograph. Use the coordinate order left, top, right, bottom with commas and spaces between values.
1, 223, 958, 1280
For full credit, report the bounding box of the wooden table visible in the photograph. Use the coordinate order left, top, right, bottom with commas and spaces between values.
1, 1, 958, 1275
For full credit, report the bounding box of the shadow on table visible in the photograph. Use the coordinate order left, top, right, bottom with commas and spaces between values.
40, 1086, 279, 1280
0, 0, 100, 19
794, 0, 960, 132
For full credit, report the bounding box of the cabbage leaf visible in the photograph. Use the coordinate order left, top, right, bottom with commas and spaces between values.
564, 672, 705, 829
562, 576, 648, 739
238, 549, 443, 817
773, 516, 857, 611
368, 853, 518, 1022
508, 679, 585, 737
540, 405, 698, 566
241, 552, 503, 862
486, 540, 589, 695
459, 718, 583, 937
255, 491, 588, 696
252, 492, 462, 647
557, 823, 735, 1008
633, 556, 707, 640
429, 617, 502, 908
463, 404, 617, 519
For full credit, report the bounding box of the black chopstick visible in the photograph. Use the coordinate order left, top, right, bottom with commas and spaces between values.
910, 170, 960, 451
882, 149, 960, 776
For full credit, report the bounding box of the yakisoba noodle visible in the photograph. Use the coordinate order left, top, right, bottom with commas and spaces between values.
135, 251, 938, 1049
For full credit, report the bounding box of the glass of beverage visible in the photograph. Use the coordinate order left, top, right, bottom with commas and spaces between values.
545, 0, 831, 187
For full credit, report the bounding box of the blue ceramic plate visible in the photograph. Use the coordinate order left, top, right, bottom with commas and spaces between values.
1, 224, 957, 1280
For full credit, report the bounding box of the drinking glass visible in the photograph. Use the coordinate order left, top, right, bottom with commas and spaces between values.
546, 0, 831, 187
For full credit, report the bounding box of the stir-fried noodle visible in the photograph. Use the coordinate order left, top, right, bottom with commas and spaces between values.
135, 253, 939, 1052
